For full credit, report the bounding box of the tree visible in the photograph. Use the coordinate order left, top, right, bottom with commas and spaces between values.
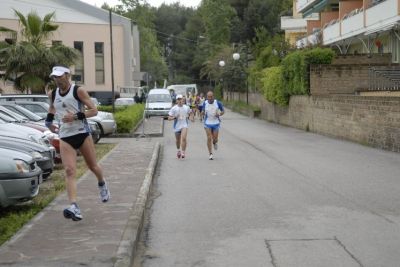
0, 10, 78, 93
198, 0, 237, 48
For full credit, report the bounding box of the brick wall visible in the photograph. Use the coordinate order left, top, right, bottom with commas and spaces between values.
226, 92, 400, 152
310, 54, 397, 95
310, 65, 370, 95
332, 54, 393, 65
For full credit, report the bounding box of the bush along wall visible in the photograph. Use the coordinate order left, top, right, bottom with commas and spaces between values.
261, 47, 335, 106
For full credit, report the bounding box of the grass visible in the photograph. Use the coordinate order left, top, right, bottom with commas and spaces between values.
0, 143, 116, 246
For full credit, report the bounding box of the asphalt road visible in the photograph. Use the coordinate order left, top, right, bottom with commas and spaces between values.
140, 110, 400, 267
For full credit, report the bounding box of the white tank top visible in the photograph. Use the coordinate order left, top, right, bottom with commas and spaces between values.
53, 84, 90, 138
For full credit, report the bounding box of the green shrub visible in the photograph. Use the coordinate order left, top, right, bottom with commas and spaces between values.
281, 47, 335, 96
114, 104, 144, 133
261, 66, 288, 106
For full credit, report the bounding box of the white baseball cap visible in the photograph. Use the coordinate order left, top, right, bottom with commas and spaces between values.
176, 94, 183, 99
49, 66, 70, 78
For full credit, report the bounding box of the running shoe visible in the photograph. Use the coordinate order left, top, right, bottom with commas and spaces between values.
177, 151, 181, 158
213, 142, 218, 150
181, 152, 185, 159
63, 204, 82, 221
209, 153, 213, 160
99, 181, 110, 202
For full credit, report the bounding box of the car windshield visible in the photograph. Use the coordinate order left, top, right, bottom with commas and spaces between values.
147, 94, 171, 103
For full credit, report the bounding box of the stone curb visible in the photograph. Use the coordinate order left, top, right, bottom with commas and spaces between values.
113, 141, 161, 267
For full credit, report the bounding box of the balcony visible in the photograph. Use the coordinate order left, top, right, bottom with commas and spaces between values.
341, 9, 365, 39
281, 16, 307, 31
297, 0, 319, 13
365, 0, 399, 32
322, 19, 340, 45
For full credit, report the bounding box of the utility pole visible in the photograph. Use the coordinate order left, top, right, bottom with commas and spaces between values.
109, 9, 115, 113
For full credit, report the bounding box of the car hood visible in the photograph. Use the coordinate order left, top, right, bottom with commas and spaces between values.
0, 147, 33, 165
0, 123, 48, 146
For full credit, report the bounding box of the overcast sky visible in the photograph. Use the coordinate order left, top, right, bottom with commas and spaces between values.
80, 0, 201, 8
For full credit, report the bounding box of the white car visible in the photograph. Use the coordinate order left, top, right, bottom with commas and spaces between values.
87, 111, 116, 136
145, 88, 173, 118
115, 97, 135, 106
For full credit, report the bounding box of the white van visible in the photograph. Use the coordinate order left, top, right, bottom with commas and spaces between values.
167, 84, 197, 97
145, 88, 172, 118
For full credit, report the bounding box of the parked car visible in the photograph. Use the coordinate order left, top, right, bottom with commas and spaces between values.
0, 136, 54, 179
0, 107, 60, 162
115, 97, 135, 106
6, 101, 50, 119
0, 147, 42, 207
0, 102, 44, 122
0, 120, 53, 151
88, 111, 117, 136
91, 97, 101, 106
0, 94, 50, 104
89, 120, 101, 144
144, 88, 173, 118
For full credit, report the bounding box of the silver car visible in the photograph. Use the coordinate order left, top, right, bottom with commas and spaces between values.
0, 147, 42, 207
87, 111, 117, 136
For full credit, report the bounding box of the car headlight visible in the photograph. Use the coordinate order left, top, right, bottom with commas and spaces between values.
14, 159, 30, 173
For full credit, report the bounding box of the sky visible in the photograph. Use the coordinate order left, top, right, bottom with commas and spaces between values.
80, 0, 201, 8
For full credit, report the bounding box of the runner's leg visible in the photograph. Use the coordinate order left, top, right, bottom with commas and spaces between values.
79, 135, 104, 183
60, 140, 78, 203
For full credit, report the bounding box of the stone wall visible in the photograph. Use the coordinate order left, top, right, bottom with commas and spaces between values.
310, 65, 370, 95
226, 92, 400, 152
310, 54, 397, 95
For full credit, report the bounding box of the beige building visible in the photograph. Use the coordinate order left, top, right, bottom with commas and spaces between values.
0, 0, 141, 94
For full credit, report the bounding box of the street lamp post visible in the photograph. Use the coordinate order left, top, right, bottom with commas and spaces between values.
232, 51, 248, 104
218, 60, 225, 100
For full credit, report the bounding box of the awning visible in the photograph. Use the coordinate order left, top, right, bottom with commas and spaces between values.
302, 0, 329, 17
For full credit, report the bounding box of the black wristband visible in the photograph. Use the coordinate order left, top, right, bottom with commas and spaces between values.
46, 113, 54, 122
75, 112, 86, 120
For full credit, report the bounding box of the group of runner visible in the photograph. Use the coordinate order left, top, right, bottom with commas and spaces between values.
168, 90, 225, 161
46, 65, 224, 222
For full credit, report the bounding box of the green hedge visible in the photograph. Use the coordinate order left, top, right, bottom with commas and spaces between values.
260, 47, 335, 106
113, 104, 144, 133
281, 47, 335, 96
261, 66, 288, 106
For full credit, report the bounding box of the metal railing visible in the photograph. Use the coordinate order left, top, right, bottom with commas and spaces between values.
368, 66, 400, 91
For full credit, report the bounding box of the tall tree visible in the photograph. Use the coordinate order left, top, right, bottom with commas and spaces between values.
198, 0, 237, 48
0, 10, 78, 93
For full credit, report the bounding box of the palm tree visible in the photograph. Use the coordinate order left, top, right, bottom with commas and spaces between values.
0, 10, 78, 93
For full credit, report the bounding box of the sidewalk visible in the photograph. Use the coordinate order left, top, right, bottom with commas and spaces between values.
0, 118, 164, 267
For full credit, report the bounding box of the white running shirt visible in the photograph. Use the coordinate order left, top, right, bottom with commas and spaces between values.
53, 84, 90, 138
168, 104, 191, 132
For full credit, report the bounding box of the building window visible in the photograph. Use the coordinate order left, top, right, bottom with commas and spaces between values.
73, 41, 84, 84
95, 42, 105, 84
